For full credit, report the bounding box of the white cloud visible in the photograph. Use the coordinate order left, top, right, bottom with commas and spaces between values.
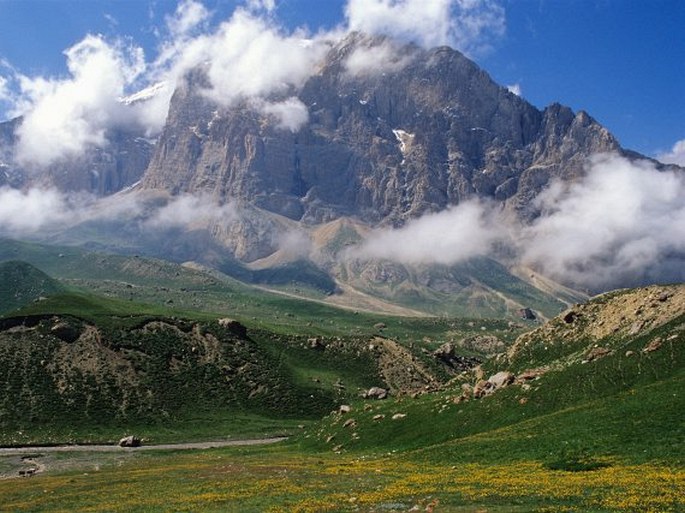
277, 229, 313, 259
166, 0, 210, 38
347, 200, 504, 265
144, 194, 238, 229
198, 10, 328, 106
344, 39, 416, 76
520, 153, 685, 289
658, 139, 685, 166
345, 0, 505, 54
0, 187, 78, 233
245, 0, 277, 14
0, 75, 10, 103
258, 97, 309, 131
12, 34, 146, 167
506, 83, 521, 96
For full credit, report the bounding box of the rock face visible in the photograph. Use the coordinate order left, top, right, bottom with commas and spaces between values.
141, 32, 622, 225
0, 118, 154, 196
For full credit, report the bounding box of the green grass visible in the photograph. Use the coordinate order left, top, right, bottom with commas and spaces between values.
0, 260, 66, 315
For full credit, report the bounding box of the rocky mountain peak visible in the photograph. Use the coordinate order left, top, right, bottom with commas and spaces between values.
140, 32, 621, 229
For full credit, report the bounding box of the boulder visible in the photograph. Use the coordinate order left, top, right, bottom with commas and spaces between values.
339, 404, 352, 414
642, 338, 663, 353
118, 435, 141, 448
364, 387, 388, 400
583, 346, 612, 363
342, 418, 356, 429
487, 371, 515, 389
473, 379, 494, 398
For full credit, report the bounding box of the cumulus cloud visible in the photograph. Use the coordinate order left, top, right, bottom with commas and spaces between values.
3, 0, 507, 167
345, 0, 505, 54
344, 39, 417, 76
12, 35, 146, 167
166, 0, 210, 38
658, 139, 685, 166
506, 83, 521, 96
520, 154, 685, 289
245, 0, 277, 14
347, 200, 504, 265
197, 10, 327, 106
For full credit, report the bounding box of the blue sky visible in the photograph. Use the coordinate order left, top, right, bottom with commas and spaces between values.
0, 0, 683, 160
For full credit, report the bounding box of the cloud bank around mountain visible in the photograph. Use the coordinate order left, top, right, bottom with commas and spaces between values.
349, 153, 685, 290
658, 139, 685, 166
0, 0, 506, 167
345, 0, 505, 54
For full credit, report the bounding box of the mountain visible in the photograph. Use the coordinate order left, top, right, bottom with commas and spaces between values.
141, 33, 622, 224
2, 33, 680, 316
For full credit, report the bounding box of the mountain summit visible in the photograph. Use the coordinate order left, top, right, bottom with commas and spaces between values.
141, 32, 621, 225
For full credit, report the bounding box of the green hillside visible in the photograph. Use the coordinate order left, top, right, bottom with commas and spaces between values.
0, 260, 65, 314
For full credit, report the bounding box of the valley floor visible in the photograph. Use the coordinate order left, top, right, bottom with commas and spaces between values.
0, 441, 682, 513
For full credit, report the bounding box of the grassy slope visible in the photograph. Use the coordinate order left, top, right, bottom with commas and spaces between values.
0, 260, 65, 314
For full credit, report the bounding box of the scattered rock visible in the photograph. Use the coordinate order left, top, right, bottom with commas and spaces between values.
628, 320, 645, 336
373, 414, 385, 421
308, 338, 325, 350
519, 308, 537, 320
488, 371, 515, 389
392, 413, 407, 420
657, 292, 671, 302
516, 368, 546, 381
364, 387, 388, 400
433, 342, 482, 369
583, 346, 612, 363
642, 338, 663, 353
342, 418, 356, 428
473, 379, 493, 398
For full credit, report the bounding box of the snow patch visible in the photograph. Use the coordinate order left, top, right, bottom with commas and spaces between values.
119, 82, 168, 105
392, 129, 415, 155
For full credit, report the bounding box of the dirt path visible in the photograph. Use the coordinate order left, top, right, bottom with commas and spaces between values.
0, 437, 287, 480
0, 436, 287, 455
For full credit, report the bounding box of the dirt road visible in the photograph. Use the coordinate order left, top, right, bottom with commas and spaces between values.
0, 437, 288, 479
0, 436, 288, 455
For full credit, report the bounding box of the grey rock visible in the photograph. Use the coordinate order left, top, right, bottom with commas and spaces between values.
118, 435, 141, 448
